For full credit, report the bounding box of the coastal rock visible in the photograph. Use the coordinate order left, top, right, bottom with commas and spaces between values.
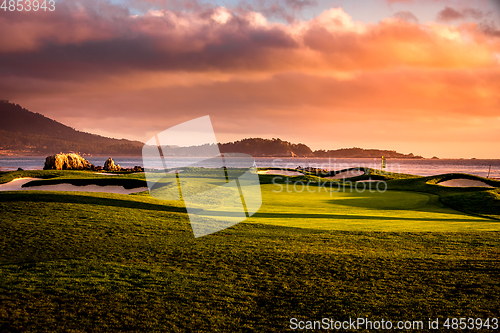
104, 158, 121, 172
43, 153, 92, 170
133, 166, 144, 172
117, 165, 144, 172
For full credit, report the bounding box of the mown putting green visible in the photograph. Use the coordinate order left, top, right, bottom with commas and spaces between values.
248, 183, 500, 232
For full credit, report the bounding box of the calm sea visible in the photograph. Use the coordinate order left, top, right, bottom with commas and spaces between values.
0, 156, 499, 178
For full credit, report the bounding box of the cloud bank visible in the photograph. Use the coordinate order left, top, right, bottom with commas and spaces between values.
1, 1, 499, 158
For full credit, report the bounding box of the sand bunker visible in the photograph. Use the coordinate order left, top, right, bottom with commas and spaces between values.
94, 172, 123, 176
438, 179, 494, 188
324, 170, 365, 179
0, 178, 148, 194
0, 178, 37, 191
258, 170, 304, 176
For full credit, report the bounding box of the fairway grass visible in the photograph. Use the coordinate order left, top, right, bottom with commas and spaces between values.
1, 171, 499, 332
248, 184, 500, 232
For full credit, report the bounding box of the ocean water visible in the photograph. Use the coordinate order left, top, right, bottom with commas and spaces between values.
0, 156, 499, 178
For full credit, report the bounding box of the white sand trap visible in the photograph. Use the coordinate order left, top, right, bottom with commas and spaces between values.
95, 172, 145, 175
324, 170, 365, 179
0, 178, 40, 191
0, 178, 148, 194
438, 179, 494, 188
356, 179, 382, 183
258, 170, 304, 176
94, 172, 123, 176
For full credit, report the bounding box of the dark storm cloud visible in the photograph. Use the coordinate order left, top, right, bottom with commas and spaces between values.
234, 0, 317, 23
437, 6, 486, 22
0, 4, 299, 80
393, 11, 419, 23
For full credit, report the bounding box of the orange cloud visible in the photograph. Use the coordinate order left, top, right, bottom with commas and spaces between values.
1, 2, 499, 158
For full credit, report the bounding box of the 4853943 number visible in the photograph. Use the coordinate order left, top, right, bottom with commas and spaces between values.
443, 318, 499, 330
1, 0, 55, 11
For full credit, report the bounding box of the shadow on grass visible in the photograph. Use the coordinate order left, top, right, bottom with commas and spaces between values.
251, 212, 492, 222
321, 195, 473, 218
0, 191, 186, 213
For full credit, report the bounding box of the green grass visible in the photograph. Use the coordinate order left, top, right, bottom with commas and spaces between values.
258, 171, 500, 221
0, 170, 499, 332
247, 184, 500, 232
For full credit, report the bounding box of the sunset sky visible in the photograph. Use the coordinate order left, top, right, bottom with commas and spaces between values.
1, 0, 499, 158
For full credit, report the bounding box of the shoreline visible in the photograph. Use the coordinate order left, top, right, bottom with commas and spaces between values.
1, 155, 500, 160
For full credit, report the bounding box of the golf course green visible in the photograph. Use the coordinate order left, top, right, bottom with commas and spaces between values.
0, 169, 499, 332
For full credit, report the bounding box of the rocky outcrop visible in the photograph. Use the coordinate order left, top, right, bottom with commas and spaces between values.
115, 165, 144, 172
104, 158, 121, 172
44, 153, 93, 170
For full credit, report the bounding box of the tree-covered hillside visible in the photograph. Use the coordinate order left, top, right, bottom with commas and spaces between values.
0, 101, 143, 155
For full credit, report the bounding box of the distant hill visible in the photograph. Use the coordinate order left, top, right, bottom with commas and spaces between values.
220, 138, 423, 159
219, 138, 313, 157
312, 147, 422, 159
0, 101, 424, 158
0, 100, 143, 155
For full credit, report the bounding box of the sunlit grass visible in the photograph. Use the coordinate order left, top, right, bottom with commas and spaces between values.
246, 184, 500, 232
0, 170, 499, 332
